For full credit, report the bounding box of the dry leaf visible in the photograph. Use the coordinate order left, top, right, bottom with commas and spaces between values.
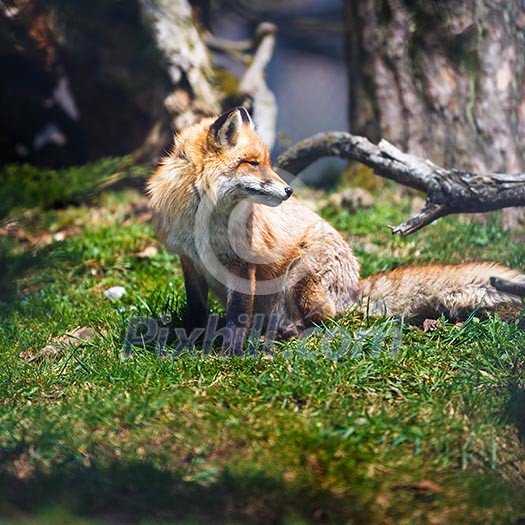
21, 326, 96, 362
394, 480, 443, 493
306, 455, 324, 477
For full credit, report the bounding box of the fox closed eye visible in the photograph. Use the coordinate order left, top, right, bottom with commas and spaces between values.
244, 160, 259, 166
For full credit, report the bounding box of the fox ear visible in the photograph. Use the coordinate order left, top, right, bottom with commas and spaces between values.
209, 107, 253, 148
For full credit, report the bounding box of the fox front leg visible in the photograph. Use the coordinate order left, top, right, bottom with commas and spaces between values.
225, 264, 256, 355
180, 256, 209, 330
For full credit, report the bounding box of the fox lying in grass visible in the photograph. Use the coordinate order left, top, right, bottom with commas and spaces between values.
148, 107, 525, 353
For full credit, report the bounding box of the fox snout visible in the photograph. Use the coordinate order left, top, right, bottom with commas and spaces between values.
244, 171, 293, 207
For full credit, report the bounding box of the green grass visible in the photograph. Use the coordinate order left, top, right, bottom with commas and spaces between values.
1, 168, 525, 524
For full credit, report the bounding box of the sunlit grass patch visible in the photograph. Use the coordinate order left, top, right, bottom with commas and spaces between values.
1, 162, 524, 524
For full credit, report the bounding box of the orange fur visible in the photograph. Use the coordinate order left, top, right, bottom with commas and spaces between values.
360, 262, 524, 322
148, 108, 525, 349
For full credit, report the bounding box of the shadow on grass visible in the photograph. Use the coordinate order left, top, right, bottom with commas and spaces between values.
0, 238, 43, 301
504, 387, 525, 443
0, 461, 370, 525
0, 237, 83, 304
0, 158, 145, 304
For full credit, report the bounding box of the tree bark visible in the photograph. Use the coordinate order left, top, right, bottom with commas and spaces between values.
346, 0, 525, 174
139, 0, 220, 130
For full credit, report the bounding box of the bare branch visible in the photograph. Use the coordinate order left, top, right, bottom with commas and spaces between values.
237, 22, 278, 150
205, 33, 253, 60
205, 22, 278, 150
277, 131, 525, 235
390, 203, 447, 236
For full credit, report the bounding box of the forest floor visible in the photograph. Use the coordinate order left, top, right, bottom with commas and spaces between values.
1, 160, 525, 524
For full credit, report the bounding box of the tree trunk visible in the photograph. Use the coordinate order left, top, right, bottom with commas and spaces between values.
0, 0, 277, 166
0, 0, 175, 165
139, 0, 220, 130
346, 0, 525, 176
0, 0, 222, 166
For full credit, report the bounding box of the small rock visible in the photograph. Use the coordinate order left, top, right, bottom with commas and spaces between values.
329, 188, 374, 211
362, 242, 380, 254
502, 207, 525, 232
104, 286, 126, 301
411, 196, 426, 214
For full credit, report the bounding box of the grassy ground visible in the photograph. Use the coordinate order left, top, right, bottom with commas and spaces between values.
1, 162, 525, 524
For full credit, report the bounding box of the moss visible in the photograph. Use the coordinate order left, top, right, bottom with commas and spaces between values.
0, 158, 148, 221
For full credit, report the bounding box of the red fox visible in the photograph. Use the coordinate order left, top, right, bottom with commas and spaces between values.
147, 107, 525, 353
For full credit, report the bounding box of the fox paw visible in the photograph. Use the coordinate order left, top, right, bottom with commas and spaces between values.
277, 322, 304, 340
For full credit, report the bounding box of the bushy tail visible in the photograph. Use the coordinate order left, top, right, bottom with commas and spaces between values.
359, 262, 525, 324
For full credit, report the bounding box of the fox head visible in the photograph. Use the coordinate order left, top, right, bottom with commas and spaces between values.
148, 107, 294, 238
201, 107, 293, 206
184, 107, 293, 207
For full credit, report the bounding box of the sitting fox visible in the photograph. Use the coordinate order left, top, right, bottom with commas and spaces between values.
147, 107, 525, 353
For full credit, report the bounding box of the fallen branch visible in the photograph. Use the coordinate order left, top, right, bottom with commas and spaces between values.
276, 132, 525, 235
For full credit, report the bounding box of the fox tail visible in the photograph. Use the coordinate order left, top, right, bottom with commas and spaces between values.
359, 262, 525, 324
